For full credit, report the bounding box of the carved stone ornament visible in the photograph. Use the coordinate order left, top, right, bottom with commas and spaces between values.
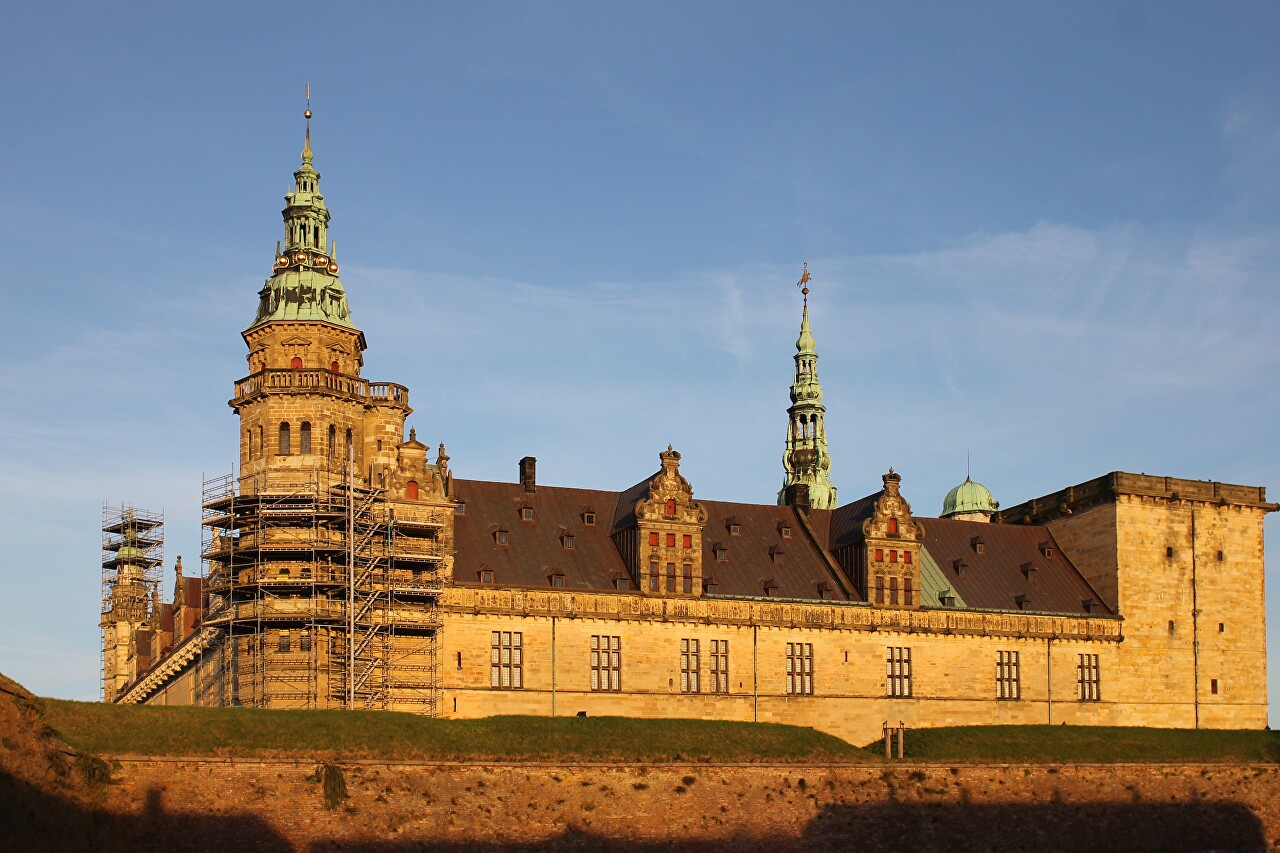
634, 446, 708, 525
862, 467, 925, 541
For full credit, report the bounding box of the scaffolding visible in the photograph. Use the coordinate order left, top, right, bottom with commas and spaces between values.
101, 504, 164, 702
197, 462, 442, 714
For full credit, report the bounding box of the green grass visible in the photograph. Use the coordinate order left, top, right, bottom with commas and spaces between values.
42, 699, 868, 763
864, 725, 1280, 764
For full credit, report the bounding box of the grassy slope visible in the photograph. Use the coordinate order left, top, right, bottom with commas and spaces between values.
42, 699, 867, 762
41, 698, 1280, 764
869, 725, 1280, 764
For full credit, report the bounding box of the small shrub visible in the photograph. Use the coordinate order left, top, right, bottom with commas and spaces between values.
681, 775, 696, 786
75, 754, 111, 789
319, 763, 349, 810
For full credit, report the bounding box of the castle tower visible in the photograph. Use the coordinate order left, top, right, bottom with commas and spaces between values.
779, 264, 837, 509
941, 476, 999, 523
100, 505, 163, 702
196, 103, 452, 714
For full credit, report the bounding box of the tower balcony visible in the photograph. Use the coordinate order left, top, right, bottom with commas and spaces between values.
231, 369, 410, 411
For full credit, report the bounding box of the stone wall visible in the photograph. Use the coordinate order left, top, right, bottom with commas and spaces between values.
75, 758, 1280, 851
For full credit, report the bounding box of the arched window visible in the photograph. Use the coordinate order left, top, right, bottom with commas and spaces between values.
665, 498, 676, 516
300, 422, 312, 454
278, 422, 291, 455
330, 361, 340, 373
328, 424, 336, 457
406, 480, 419, 500
290, 356, 303, 370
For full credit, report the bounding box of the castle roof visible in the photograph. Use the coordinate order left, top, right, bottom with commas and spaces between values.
450, 477, 1107, 615
941, 477, 998, 518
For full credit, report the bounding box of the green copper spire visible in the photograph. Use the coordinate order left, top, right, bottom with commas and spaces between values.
247, 101, 358, 332
779, 264, 838, 510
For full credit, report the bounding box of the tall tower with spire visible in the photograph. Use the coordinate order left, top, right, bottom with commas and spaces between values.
779, 264, 838, 509
196, 97, 454, 714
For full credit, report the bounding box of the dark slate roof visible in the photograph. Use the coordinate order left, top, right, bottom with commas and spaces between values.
699, 500, 857, 601
810, 491, 879, 551
919, 516, 1112, 615
451, 479, 855, 599
452, 479, 630, 589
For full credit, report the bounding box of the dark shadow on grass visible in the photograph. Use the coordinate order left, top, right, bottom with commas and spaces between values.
307, 798, 1266, 853
0, 769, 292, 853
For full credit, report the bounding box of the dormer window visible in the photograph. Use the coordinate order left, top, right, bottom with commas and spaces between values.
971, 536, 985, 554
953, 559, 968, 577
1015, 594, 1030, 610
1021, 563, 1038, 580
939, 591, 957, 607
779, 524, 792, 539
520, 506, 534, 521
816, 581, 833, 601
703, 579, 719, 595
455, 501, 467, 515
562, 534, 576, 550
713, 545, 728, 562
479, 569, 494, 584
763, 579, 779, 597
614, 576, 631, 591
1083, 598, 1099, 614
1038, 541, 1053, 558
726, 518, 741, 536
494, 529, 509, 545
770, 546, 785, 565
583, 511, 596, 526
548, 573, 565, 588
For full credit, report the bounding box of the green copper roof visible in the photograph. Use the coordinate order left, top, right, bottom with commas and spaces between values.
796, 303, 816, 354
246, 117, 360, 333
941, 477, 999, 518
918, 545, 968, 608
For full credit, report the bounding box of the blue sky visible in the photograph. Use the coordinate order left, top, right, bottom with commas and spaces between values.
1, 2, 1277, 724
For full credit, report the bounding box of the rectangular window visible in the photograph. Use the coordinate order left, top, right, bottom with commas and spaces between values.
666, 562, 676, 593
649, 532, 659, 546
709, 639, 729, 694
786, 642, 814, 695
682, 563, 693, 593
1077, 653, 1100, 701
680, 639, 700, 693
889, 576, 899, 605
875, 548, 884, 562
886, 646, 912, 697
996, 650, 1020, 700
277, 631, 290, 653
1211, 678, 1219, 695
649, 560, 659, 592
490, 631, 523, 689
889, 550, 898, 563
904, 577, 913, 607
904, 551, 913, 564
666, 533, 676, 547
875, 576, 885, 604
591, 635, 621, 692
682, 534, 693, 549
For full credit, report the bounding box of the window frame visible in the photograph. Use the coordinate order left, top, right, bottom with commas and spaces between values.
490, 631, 523, 689
886, 646, 912, 698
590, 635, 622, 692
785, 642, 814, 695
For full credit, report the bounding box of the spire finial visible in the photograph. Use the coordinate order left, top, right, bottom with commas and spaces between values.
797, 262, 811, 309
302, 83, 313, 163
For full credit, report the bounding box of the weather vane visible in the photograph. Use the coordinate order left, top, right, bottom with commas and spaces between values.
797, 262, 811, 307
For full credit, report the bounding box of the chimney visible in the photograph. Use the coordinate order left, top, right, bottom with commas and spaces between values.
519, 456, 537, 493
783, 483, 811, 512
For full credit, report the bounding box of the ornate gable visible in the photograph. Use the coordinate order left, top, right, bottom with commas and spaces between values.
633, 446, 707, 597
862, 468, 924, 609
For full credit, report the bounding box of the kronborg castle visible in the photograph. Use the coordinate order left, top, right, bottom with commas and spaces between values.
100, 118, 1274, 744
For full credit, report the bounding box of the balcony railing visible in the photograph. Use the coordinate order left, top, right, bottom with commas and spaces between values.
232, 369, 410, 409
